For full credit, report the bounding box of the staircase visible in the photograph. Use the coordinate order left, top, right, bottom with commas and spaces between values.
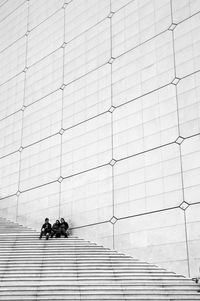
0, 217, 199, 300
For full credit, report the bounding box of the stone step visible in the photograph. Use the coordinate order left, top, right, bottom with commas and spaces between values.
0, 253, 132, 256
0, 263, 156, 267
0, 264, 176, 271
0, 261, 166, 267
0, 280, 196, 287
0, 245, 103, 247
0, 288, 198, 294
0, 272, 184, 278
0, 276, 191, 281
0, 290, 199, 296
0, 258, 161, 263
0, 271, 183, 276
0, 294, 199, 301
0, 250, 127, 255
0, 283, 198, 289
0, 263, 176, 271
0, 257, 161, 263
0, 266, 174, 272
1, 282, 195, 288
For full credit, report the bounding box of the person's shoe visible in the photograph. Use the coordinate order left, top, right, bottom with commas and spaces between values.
46, 234, 49, 240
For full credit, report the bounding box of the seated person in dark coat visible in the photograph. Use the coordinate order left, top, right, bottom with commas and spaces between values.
60, 218, 69, 238
39, 218, 52, 240
51, 220, 61, 238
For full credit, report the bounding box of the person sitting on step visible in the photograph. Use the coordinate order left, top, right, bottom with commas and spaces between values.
60, 218, 69, 238
39, 218, 52, 240
51, 219, 61, 238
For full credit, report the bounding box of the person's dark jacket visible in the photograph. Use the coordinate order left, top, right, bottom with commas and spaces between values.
41, 222, 52, 231
52, 221, 60, 231
60, 221, 68, 230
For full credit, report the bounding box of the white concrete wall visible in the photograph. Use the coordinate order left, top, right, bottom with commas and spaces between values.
0, 0, 200, 278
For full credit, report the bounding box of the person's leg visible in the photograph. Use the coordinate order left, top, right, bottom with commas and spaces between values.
58, 228, 61, 238
54, 229, 59, 238
64, 229, 68, 238
51, 230, 55, 238
39, 229, 45, 239
61, 227, 68, 238
60, 227, 64, 236
46, 230, 50, 240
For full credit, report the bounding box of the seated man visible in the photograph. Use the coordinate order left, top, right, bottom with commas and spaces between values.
60, 218, 69, 238
51, 220, 61, 238
39, 218, 52, 240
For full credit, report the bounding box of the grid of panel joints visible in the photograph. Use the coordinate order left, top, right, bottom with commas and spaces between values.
0, 0, 114, 210
109, 0, 200, 273
0, 0, 200, 272
0, 2, 199, 211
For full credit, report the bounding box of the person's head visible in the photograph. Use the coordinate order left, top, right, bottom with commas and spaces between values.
60, 218, 65, 223
56, 220, 60, 225
45, 218, 49, 224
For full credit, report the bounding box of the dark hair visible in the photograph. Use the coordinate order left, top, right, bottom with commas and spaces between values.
45, 218, 49, 221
